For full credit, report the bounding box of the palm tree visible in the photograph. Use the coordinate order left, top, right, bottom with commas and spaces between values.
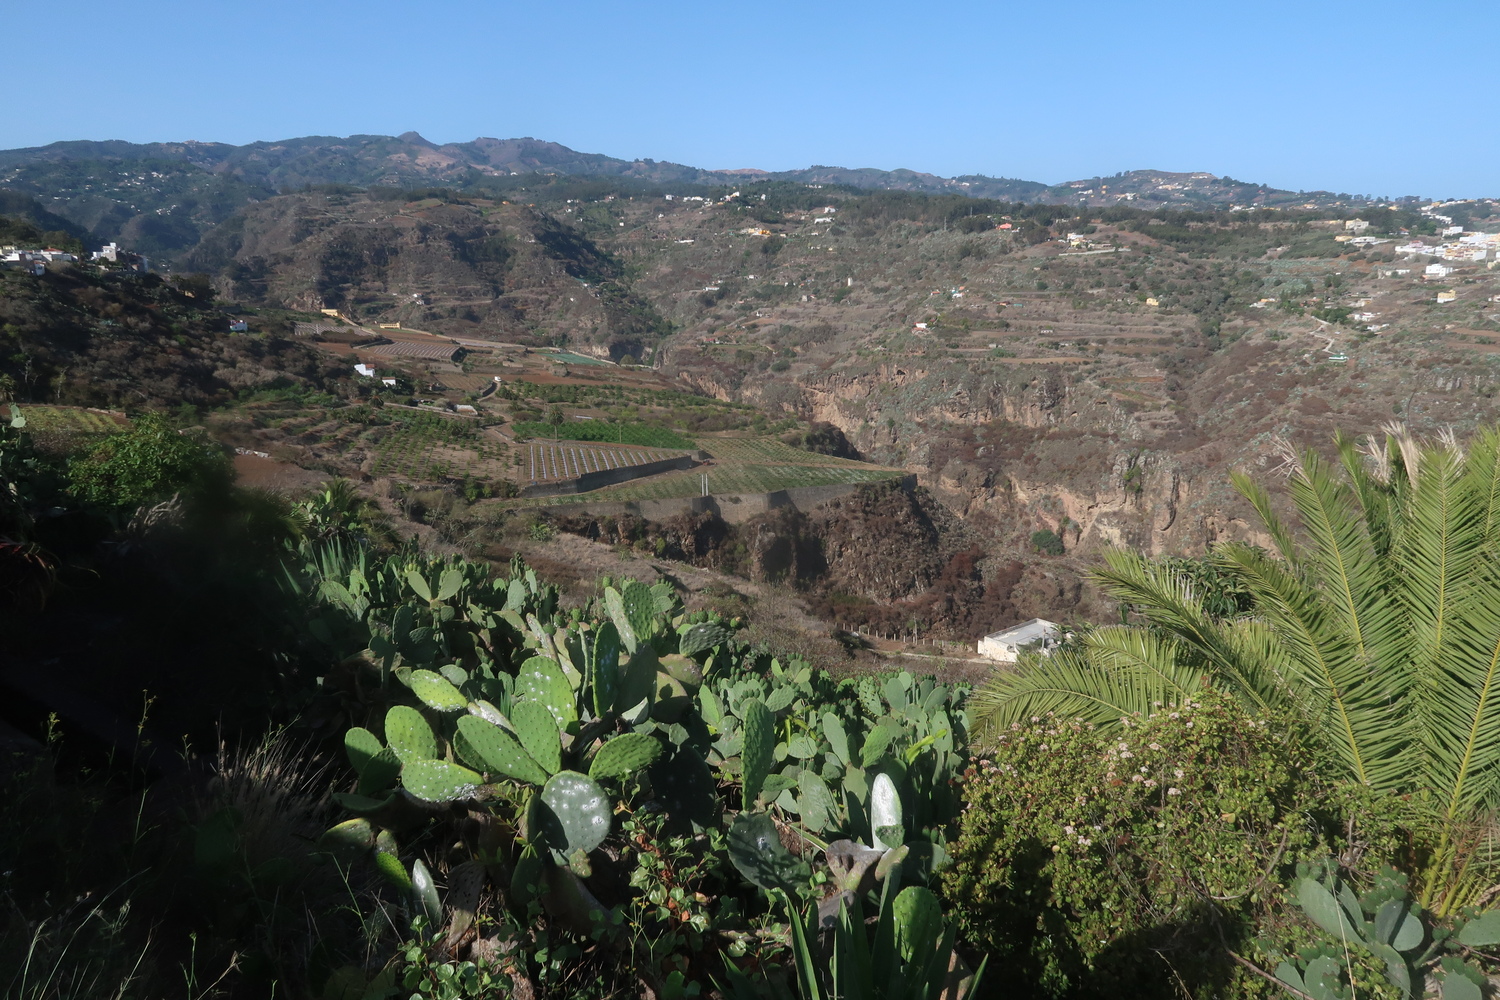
972, 424, 1500, 915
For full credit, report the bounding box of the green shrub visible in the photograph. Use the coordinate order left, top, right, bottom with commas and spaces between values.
66, 412, 230, 510
1030, 529, 1064, 556
943, 693, 1400, 999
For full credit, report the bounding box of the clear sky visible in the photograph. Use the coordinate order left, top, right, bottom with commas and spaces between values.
5, 0, 1496, 199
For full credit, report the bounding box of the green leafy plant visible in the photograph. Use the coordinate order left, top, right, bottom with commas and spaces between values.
974, 423, 1500, 915
1271, 861, 1500, 1000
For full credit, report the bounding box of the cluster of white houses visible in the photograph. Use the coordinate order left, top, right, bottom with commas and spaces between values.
1, 242, 149, 274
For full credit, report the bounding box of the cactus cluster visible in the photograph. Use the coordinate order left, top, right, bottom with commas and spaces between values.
1276, 863, 1500, 1000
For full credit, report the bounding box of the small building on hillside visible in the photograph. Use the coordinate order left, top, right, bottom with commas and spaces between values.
978, 618, 1061, 663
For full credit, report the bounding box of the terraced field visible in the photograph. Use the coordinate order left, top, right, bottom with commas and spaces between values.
14, 406, 127, 435
510, 436, 904, 507
524, 442, 679, 483
368, 410, 509, 481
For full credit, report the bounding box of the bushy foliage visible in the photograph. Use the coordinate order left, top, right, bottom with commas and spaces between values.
281, 544, 978, 996
1030, 528, 1064, 556
66, 412, 231, 509
943, 693, 1402, 999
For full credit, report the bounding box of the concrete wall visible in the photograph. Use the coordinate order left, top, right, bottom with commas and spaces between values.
520, 454, 697, 498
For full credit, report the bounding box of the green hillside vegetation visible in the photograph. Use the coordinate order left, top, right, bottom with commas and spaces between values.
11, 410, 1500, 997
511, 419, 693, 449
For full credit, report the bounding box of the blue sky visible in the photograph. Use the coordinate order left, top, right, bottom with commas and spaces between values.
5, 0, 1496, 198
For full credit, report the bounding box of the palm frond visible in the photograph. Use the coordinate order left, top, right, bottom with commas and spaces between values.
969, 627, 1209, 746
1217, 542, 1406, 790
1231, 471, 1302, 566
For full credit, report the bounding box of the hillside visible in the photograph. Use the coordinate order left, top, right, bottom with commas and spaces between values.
0, 132, 1427, 264
4, 159, 1500, 639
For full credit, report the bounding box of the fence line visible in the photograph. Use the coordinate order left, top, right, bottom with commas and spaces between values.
835, 623, 972, 651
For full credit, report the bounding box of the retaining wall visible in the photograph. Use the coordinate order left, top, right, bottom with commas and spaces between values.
551, 474, 915, 522
520, 454, 697, 498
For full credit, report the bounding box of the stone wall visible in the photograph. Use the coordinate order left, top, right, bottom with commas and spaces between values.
546, 474, 914, 522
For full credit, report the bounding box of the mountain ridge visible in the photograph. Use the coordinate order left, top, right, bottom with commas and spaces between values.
1, 131, 1416, 210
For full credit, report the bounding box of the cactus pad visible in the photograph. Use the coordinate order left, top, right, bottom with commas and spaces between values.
727, 811, 810, 894
822, 713, 850, 767
659, 654, 703, 690
400, 759, 483, 804
515, 655, 577, 732
383, 705, 437, 763
616, 646, 658, 716
537, 770, 612, 855
410, 858, 443, 930
741, 698, 773, 812
373, 850, 412, 892
892, 886, 943, 963
510, 699, 562, 776
345, 727, 384, 774
588, 733, 662, 781
587, 622, 621, 719
621, 580, 657, 639
679, 622, 731, 656
318, 818, 375, 862
454, 715, 548, 786
358, 747, 402, 797
409, 669, 467, 712
331, 791, 395, 814
604, 587, 637, 653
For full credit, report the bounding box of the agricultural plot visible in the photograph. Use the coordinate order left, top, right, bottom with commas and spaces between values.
524, 442, 677, 483
368, 411, 509, 482
512, 421, 693, 449
511, 434, 904, 507
12, 405, 127, 450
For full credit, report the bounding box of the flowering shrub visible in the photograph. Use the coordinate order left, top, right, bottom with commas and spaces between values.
942, 692, 1402, 999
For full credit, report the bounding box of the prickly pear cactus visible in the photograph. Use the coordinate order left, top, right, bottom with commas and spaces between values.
892, 886, 943, 963
345, 727, 384, 773
408, 669, 467, 712
511, 699, 562, 776
679, 621, 731, 657
621, 580, 657, 639
616, 645, 659, 717
741, 698, 773, 812
537, 770, 612, 855
454, 715, 548, 786
659, 654, 703, 690
727, 811, 809, 895
588, 733, 662, 781
358, 747, 402, 797
604, 587, 637, 653
516, 655, 577, 732
587, 622, 621, 719
400, 759, 483, 804
384, 705, 437, 763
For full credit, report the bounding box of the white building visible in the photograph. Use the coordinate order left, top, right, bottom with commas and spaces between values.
1425, 263, 1454, 279
977, 618, 1061, 663
354, 363, 376, 378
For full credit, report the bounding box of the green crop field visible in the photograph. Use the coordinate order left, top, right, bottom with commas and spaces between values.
14, 405, 126, 438
505, 433, 904, 508
511, 421, 693, 449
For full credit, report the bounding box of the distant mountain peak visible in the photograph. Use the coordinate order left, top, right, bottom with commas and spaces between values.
397, 131, 434, 147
